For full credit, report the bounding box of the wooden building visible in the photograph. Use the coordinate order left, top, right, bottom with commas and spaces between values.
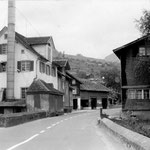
113, 35, 150, 119
79, 79, 110, 109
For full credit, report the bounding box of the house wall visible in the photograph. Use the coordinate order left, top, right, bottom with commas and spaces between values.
119, 40, 150, 111
63, 79, 73, 111
121, 40, 150, 86
80, 90, 108, 108
0, 30, 58, 99
0, 31, 7, 89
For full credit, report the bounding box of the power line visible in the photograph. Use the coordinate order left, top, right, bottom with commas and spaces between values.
15, 7, 41, 37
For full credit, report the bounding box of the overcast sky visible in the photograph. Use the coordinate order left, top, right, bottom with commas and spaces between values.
0, 0, 150, 59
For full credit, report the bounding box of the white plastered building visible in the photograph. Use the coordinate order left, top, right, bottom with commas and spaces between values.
0, 27, 58, 101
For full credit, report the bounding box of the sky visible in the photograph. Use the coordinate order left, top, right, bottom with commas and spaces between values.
0, 0, 150, 59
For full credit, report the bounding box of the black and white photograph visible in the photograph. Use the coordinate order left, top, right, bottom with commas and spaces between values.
0, 0, 150, 149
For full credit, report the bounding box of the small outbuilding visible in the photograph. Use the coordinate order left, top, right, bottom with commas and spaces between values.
26, 79, 64, 115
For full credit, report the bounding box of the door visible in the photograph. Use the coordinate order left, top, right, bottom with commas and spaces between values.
91, 98, 97, 109
102, 98, 107, 109
73, 99, 77, 110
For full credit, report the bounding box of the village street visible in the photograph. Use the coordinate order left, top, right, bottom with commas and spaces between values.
0, 109, 127, 150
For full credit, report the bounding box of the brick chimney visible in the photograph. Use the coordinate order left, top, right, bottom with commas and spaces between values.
6, 0, 15, 100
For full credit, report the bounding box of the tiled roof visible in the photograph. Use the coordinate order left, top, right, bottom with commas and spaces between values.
27, 79, 63, 95
0, 27, 48, 62
66, 71, 82, 84
53, 59, 70, 70
15, 32, 48, 62
80, 79, 110, 92
27, 36, 51, 45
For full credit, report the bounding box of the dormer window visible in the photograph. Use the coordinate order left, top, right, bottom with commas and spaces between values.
139, 47, 150, 56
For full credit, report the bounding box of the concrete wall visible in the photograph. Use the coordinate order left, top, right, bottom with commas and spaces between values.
27, 93, 63, 114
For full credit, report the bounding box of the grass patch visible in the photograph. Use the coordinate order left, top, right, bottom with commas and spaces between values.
110, 117, 150, 138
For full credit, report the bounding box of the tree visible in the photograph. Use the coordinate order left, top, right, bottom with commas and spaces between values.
101, 65, 121, 92
136, 10, 150, 35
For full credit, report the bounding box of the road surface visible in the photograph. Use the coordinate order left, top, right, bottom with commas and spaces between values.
0, 110, 128, 150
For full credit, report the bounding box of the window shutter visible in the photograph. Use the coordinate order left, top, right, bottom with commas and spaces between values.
30, 61, 34, 71
0, 45, 2, 54
0, 64, 2, 72
17, 61, 21, 71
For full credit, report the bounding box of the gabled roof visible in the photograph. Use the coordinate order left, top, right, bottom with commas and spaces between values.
79, 79, 110, 92
53, 59, 70, 70
27, 79, 63, 95
113, 35, 149, 58
66, 71, 82, 84
0, 27, 49, 62
27, 36, 51, 45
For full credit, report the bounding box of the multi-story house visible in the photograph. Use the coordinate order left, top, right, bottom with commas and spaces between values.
0, 26, 59, 113
113, 35, 150, 119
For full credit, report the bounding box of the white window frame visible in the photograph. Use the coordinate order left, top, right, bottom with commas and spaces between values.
21, 87, 28, 99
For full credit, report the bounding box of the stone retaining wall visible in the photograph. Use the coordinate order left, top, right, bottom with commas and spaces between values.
99, 118, 150, 150
0, 110, 64, 127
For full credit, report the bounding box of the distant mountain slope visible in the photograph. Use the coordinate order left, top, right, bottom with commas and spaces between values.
104, 53, 120, 63
53, 49, 120, 78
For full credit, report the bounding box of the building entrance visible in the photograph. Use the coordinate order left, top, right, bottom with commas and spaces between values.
91, 98, 97, 109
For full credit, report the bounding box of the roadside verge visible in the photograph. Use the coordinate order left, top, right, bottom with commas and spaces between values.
98, 117, 150, 150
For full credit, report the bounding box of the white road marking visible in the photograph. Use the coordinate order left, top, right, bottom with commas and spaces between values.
64, 118, 68, 121
47, 126, 52, 129
56, 122, 60, 125
40, 130, 45, 133
60, 120, 63, 123
52, 123, 56, 127
7, 134, 39, 150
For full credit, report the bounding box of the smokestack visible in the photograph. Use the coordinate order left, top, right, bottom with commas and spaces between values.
7, 0, 15, 100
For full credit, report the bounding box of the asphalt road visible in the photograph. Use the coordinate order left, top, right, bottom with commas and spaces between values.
0, 110, 128, 150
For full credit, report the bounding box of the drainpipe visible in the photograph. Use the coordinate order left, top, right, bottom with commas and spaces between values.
6, 0, 15, 100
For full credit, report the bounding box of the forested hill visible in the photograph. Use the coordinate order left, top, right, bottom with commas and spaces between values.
53, 50, 120, 80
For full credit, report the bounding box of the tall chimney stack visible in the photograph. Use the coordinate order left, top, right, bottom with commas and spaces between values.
7, 0, 15, 100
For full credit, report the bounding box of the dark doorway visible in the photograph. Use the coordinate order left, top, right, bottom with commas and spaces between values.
102, 98, 107, 109
73, 99, 77, 110
91, 98, 97, 109
81, 99, 89, 108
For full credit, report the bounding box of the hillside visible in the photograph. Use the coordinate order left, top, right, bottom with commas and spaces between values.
104, 53, 120, 63
53, 49, 120, 79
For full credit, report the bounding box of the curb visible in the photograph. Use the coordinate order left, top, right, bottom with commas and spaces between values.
98, 117, 150, 150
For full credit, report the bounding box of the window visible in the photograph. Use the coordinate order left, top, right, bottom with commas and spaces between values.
48, 47, 51, 61
21, 49, 25, 54
72, 79, 76, 85
127, 89, 136, 99
17, 61, 34, 72
136, 90, 142, 99
0, 44, 7, 54
127, 89, 150, 100
52, 66, 56, 77
46, 65, 50, 75
21, 87, 28, 99
0, 62, 6, 72
39, 61, 45, 73
144, 89, 150, 99
4, 34, 7, 39
139, 47, 150, 56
